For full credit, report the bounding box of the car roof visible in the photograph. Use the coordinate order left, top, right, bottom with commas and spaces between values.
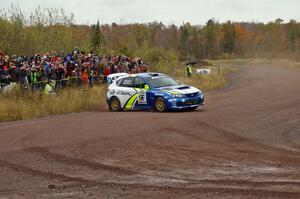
129, 72, 165, 78
107, 73, 128, 78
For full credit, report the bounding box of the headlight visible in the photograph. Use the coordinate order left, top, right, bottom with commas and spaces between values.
172, 94, 184, 98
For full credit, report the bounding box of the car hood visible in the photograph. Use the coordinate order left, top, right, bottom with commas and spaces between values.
158, 85, 201, 95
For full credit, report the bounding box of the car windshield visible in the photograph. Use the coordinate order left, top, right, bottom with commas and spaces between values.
146, 75, 180, 88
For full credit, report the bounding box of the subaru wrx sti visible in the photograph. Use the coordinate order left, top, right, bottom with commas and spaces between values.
107, 73, 204, 112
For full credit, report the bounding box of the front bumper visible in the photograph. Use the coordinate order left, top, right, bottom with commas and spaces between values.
166, 95, 205, 110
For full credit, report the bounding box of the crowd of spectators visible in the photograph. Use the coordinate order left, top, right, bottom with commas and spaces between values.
0, 49, 148, 92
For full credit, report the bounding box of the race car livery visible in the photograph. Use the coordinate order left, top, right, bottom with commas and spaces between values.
106, 73, 204, 112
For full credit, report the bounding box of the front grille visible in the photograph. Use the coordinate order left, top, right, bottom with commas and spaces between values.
177, 98, 202, 106
185, 92, 200, 98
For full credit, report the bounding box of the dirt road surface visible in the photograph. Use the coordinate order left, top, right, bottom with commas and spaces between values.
0, 62, 300, 198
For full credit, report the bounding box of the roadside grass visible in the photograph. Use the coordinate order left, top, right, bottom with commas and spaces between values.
176, 66, 238, 92
0, 86, 106, 122
0, 63, 237, 123
153, 63, 238, 92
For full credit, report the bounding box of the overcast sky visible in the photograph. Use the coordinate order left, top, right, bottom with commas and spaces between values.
1, 0, 300, 25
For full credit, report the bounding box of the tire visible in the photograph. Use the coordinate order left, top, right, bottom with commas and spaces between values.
109, 97, 122, 111
154, 97, 167, 112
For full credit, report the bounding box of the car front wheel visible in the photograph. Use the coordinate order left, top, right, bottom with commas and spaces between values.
154, 97, 166, 112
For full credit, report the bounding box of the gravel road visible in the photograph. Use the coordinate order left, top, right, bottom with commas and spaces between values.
0, 62, 299, 198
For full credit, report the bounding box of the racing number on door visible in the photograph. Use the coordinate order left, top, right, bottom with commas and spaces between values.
137, 91, 147, 104
134, 77, 148, 105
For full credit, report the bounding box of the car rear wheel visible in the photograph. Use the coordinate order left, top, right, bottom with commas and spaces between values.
109, 97, 122, 111
154, 97, 166, 112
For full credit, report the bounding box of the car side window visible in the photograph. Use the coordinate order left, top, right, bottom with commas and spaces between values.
134, 78, 147, 89
119, 77, 134, 87
116, 79, 122, 86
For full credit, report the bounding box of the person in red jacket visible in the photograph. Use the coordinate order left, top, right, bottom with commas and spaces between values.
104, 65, 110, 83
81, 68, 88, 85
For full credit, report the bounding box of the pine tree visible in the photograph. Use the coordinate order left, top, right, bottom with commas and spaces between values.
90, 20, 105, 53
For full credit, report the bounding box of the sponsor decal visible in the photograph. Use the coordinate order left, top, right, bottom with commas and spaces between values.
162, 90, 181, 95
125, 94, 138, 109
110, 90, 116, 95
116, 90, 133, 96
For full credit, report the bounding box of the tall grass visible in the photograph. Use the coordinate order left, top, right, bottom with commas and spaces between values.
177, 66, 237, 91
0, 86, 106, 122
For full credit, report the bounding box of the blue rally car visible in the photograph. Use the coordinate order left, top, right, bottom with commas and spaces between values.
107, 73, 205, 112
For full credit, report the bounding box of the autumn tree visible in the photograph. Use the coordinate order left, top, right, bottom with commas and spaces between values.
286, 20, 300, 53
265, 19, 286, 55
221, 21, 236, 54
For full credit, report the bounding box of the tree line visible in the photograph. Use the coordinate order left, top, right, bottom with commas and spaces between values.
1, 6, 300, 64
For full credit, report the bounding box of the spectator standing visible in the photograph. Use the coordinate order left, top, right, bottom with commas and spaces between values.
29, 67, 40, 92
44, 80, 55, 95
81, 68, 88, 86
104, 65, 110, 82
19, 65, 29, 91
186, 64, 192, 78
